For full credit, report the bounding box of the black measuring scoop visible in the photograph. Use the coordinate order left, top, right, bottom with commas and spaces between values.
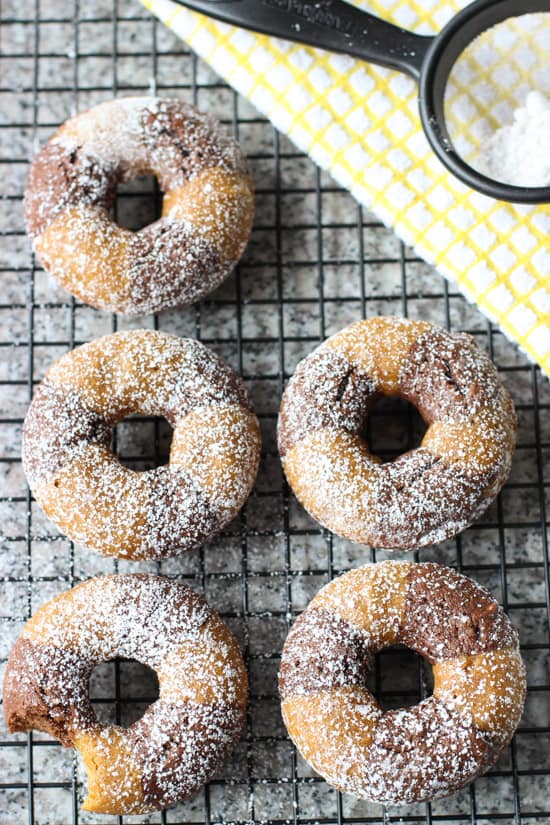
172, 0, 550, 204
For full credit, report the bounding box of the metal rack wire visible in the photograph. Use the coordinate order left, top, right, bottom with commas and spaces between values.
1, 2, 549, 823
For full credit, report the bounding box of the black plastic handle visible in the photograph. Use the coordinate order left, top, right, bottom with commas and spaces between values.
173, 0, 432, 78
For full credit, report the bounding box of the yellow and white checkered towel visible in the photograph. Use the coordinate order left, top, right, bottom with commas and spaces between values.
140, 0, 550, 377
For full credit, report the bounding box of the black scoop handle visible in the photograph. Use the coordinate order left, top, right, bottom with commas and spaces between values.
173, 0, 432, 78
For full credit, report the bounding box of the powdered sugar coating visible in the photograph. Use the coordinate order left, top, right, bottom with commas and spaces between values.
25, 97, 254, 315
278, 318, 516, 550
401, 562, 518, 662
279, 607, 372, 697
278, 348, 376, 457
3, 574, 248, 815
433, 648, 526, 740
309, 559, 410, 650
125, 217, 226, 316
361, 696, 494, 804
22, 329, 260, 560
279, 561, 526, 804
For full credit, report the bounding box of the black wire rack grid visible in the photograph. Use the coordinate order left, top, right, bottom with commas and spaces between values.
0, 1, 549, 824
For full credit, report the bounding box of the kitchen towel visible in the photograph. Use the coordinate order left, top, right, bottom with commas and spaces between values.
140, 0, 550, 376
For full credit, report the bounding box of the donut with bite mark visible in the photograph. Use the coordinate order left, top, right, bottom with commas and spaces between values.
3, 574, 248, 815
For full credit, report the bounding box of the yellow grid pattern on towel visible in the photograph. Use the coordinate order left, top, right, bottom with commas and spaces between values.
141, 0, 550, 376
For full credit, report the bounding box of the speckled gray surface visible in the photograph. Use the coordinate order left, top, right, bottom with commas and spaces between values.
1, 2, 549, 824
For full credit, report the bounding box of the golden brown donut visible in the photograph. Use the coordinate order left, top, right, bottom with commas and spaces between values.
279, 561, 526, 804
24, 97, 254, 314
22, 329, 261, 560
3, 574, 248, 815
278, 317, 516, 549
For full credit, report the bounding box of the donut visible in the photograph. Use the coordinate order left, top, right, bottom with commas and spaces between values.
3, 574, 248, 815
22, 329, 261, 560
278, 317, 516, 550
24, 97, 254, 314
279, 561, 526, 804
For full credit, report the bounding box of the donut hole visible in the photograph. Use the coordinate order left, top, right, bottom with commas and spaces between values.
370, 646, 434, 711
366, 396, 427, 463
89, 659, 160, 728
114, 415, 173, 471
115, 174, 162, 231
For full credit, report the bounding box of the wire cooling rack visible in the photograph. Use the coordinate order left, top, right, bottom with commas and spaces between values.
1, 2, 550, 824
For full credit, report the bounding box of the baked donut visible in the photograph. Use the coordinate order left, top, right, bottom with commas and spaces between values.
3, 574, 248, 815
24, 97, 254, 314
22, 329, 260, 559
279, 561, 526, 804
278, 317, 516, 550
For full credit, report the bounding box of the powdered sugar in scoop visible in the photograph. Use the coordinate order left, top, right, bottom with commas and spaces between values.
475, 91, 550, 186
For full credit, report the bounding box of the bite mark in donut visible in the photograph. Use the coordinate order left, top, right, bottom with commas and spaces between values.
3, 574, 248, 815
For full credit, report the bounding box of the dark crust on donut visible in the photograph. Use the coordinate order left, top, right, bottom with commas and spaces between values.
128, 700, 246, 808
166, 337, 254, 421
3, 637, 96, 747
399, 327, 501, 422
278, 348, 377, 457
22, 380, 112, 486
400, 563, 518, 663
126, 220, 227, 316
139, 467, 222, 559
278, 607, 372, 699
25, 142, 117, 237
141, 99, 249, 192
362, 696, 497, 804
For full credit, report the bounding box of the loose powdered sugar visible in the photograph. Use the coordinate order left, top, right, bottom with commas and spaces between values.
475, 91, 550, 187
